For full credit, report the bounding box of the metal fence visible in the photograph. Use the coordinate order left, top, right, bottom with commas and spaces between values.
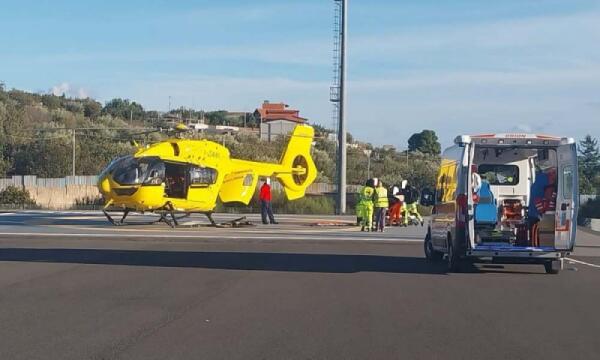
272, 181, 361, 194
0, 176, 99, 189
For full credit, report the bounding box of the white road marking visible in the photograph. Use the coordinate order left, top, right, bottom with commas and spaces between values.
565, 257, 600, 269
0, 231, 422, 243
47, 224, 362, 235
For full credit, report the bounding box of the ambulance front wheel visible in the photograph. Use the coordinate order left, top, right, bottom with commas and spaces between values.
424, 231, 443, 261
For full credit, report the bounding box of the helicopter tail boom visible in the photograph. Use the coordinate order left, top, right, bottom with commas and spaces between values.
226, 125, 317, 202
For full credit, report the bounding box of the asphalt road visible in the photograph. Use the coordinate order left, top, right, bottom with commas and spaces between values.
0, 211, 599, 360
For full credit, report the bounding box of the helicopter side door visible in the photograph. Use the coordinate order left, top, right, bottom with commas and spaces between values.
164, 162, 189, 199
185, 166, 220, 210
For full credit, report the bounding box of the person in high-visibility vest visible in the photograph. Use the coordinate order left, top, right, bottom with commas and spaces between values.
401, 181, 423, 226
374, 181, 389, 232
357, 179, 375, 231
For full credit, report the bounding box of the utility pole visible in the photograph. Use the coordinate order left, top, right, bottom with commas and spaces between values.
71, 129, 76, 177
364, 149, 372, 179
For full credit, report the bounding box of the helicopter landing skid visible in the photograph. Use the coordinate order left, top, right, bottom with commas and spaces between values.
102, 205, 219, 228
102, 209, 132, 226
101, 204, 179, 228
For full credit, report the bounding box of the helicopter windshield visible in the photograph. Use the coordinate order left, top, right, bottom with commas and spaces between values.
109, 156, 165, 186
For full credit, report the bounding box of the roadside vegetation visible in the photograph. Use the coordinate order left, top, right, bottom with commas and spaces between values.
580, 197, 600, 220
2, 83, 598, 214
219, 190, 336, 215
0, 84, 441, 189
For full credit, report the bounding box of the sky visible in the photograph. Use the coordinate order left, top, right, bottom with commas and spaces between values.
1, 0, 600, 148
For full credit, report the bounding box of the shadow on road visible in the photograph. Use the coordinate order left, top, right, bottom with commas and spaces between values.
0, 248, 453, 275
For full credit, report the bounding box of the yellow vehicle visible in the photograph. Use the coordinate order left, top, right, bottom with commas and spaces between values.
98, 125, 317, 226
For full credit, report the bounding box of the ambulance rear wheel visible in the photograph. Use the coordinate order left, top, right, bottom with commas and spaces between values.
544, 260, 561, 274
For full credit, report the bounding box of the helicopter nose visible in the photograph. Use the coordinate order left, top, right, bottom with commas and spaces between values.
99, 177, 111, 195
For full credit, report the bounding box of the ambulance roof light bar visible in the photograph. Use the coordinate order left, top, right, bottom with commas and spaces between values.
561, 137, 575, 145
454, 135, 472, 145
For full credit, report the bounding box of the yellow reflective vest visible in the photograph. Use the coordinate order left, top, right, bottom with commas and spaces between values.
359, 186, 375, 204
375, 186, 389, 208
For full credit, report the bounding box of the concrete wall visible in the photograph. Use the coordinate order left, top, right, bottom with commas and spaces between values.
0, 176, 101, 210
591, 219, 600, 232
0, 175, 361, 210
25, 185, 101, 210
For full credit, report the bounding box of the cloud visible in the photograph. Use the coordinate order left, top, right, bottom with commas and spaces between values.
50, 82, 91, 99
23, 38, 331, 67
351, 11, 600, 64
50, 82, 70, 96
29, 7, 600, 149
348, 66, 600, 91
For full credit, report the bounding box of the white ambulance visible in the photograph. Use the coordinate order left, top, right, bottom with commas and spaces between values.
422, 134, 578, 274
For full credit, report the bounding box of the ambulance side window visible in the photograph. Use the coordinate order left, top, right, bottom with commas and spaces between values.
563, 166, 574, 200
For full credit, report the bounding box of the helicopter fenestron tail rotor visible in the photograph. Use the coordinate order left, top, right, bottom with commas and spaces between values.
275, 125, 317, 200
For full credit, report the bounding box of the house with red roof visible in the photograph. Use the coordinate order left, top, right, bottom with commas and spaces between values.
254, 101, 307, 141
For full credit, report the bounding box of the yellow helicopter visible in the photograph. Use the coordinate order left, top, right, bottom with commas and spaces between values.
98, 124, 317, 227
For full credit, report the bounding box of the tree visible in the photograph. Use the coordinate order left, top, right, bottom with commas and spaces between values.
408, 130, 441, 155
579, 135, 600, 178
205, 111, 228, 125
102, 98, 144, 121
83, 99, 102, 119
41, 94, 63, 110
579, 135, 600, 194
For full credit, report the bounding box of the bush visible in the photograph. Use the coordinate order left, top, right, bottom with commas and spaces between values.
272, 193, 335, 215
0, 186, 36, 206
580, 197, 600, 220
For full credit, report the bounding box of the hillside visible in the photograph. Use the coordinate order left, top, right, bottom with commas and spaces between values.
0, 84, 440, 189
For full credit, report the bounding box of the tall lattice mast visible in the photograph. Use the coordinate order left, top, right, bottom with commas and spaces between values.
330, 0, 347, 214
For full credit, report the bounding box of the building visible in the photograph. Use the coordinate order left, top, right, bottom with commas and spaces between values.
254, 101, 307, 141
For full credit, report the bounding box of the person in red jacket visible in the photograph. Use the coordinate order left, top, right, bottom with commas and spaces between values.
259, 178, 277, 225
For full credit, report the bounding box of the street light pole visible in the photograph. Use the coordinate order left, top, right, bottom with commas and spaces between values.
336, 0, 348, 214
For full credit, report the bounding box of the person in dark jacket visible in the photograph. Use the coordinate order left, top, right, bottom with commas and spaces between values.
259, 178, 277, 225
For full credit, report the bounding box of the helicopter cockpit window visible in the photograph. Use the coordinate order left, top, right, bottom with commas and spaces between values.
99, 156, 129, 181
111, 156, 164, 186
190, 166, 217, 186
143, 159, 165, 185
